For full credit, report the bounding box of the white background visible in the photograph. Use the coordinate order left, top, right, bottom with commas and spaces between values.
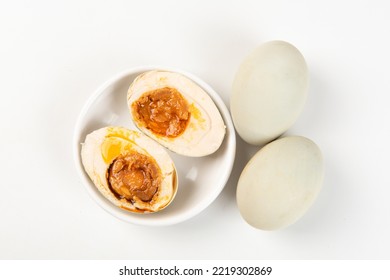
1, 0, 389, 259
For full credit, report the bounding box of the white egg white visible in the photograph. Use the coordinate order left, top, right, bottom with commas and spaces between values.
127, 70, 226, 157
81, 126, 177, 213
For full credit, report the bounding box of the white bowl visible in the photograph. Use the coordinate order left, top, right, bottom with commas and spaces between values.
73, 66, 236, 226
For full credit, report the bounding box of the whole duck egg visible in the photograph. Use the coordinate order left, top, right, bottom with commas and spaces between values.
231, 41, 309, 145
236, 136, 324, 230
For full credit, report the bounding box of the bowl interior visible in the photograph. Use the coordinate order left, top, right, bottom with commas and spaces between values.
73, 66, 236, 226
